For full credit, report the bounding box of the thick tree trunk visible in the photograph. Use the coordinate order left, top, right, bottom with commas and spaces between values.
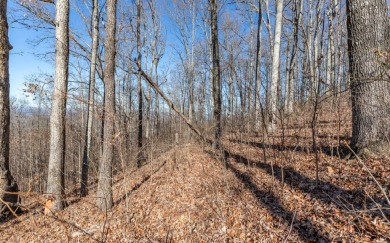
269, 0, 283, 128
81, 0, 99, 197
347, 0, 390, 155
0, 0, 19, 217
210, 0, 222, 149
96, 0, 117, 211
46, 0, 69, 213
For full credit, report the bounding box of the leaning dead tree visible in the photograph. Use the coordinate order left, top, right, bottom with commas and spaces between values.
136, 65, 209, 144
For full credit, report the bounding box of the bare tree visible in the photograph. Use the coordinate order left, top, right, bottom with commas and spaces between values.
0, 0, 19, 217
96, 0, 117, 210
347, 0, 390, 155
137, 0, 144, 167
285, 0, 302, 114
46, 0, 69, 212
169, 0, 197, 139
269, 0, 284, 128
81, 0, 99, 197
325, 0, 335, 93
210, 0, 222, 149
254, 0, 263, 129
146, 0, 165, 139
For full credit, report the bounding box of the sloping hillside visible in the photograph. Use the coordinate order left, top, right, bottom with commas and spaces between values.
1, 140, 389, 242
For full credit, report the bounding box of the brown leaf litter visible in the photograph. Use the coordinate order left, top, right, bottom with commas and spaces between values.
0, 137, 389, 242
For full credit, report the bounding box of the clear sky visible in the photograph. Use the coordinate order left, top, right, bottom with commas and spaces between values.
9, 24, 52, 99
6, 0, 249, 100
7, 0, 175, 100
8, 0, 54, 100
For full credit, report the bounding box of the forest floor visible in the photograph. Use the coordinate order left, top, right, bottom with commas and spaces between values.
1, 123, 389, 242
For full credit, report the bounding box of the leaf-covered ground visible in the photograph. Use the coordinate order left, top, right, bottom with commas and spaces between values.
1, 128, 389, 242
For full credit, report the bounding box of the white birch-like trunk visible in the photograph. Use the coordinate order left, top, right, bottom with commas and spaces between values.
269, 0, 284, 127
326, 0, 334, 93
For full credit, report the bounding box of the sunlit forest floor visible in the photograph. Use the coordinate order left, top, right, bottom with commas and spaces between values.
1, 118, 389, 242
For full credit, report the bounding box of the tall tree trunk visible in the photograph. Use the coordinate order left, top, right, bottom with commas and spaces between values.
333, 0, 341, 97
285, 0, 301, 114
0, 0, 19, 217
307, 0, 315, 97
81, 0, 99, 197
347, 0, 390, 155
326, 0, 334, 93
227, 51, 234, 123
210, 0, 222, 149
188, 0, 196, 140
96, 0, 117, 211
269, 0, 283, 128
137, 0, 144, 167
46, 0, 69, 213
254, 0, 263, 130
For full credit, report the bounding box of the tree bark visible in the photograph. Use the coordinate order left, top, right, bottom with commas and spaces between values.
326, 0, 334, 93
347, 0, 390, 155
254, 0, 262, 130
81, 0, 99, 197
0, 0, 19, 217
96, 0, 117, 211
269, 0, 283, 128
46, 0, 69, 212
137, 0, 144, 167
210, 0, 222, 149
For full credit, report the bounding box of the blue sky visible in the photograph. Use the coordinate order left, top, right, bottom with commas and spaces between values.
7, 0, 255, 100
9, 24, 52, 99
8, 0, 54, 99
7, 0, 175, 100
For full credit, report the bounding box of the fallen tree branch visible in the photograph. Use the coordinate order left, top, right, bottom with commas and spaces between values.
135, 62, 212, 145
0, 196, 19, 219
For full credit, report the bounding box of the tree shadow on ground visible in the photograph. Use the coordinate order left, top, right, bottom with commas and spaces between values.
265, 134, 351, 141
205, 150, 330, 241
0, 195, 84, 226
223, 148, 389, 221
0, 204, 23, 225
228, 139, 350, 157
114, 161, 167, 206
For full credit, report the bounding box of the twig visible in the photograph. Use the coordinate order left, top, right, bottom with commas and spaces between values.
0, 197, 19, 219
364, 189, 390, 223
345, 143, 390, 206
283, 210, 296, 243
